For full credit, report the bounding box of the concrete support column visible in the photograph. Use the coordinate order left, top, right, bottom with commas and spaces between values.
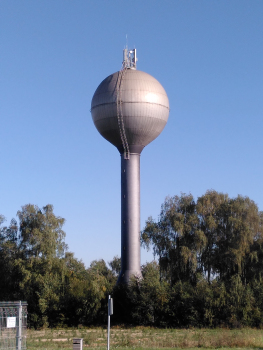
118, 153, 142, 284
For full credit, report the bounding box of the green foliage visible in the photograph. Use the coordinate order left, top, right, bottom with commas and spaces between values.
141, 194, 202, 285
138, 190, 263, 327
17, 204, 67, 259
142, 190, 263, 286
62, 258, 116, 326
1, 190, 263, 328
108, 255, 121, 277
113, 261, 169, 326
0, 204, 116, 328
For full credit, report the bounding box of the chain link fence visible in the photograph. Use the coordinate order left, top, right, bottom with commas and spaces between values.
0, 301, 27, 350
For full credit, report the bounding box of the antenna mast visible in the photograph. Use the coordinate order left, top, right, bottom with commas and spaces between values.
122, 48, 137, 70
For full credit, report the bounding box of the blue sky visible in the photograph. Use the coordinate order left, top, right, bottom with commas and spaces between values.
1, 0, 262, 268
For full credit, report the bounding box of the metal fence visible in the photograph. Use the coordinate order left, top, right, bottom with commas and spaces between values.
0, 301, 27, 350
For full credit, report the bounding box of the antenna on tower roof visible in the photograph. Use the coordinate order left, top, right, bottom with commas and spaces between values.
122, 48, 137, 70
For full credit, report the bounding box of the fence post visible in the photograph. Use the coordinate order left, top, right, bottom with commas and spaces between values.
16, 301, 22, 350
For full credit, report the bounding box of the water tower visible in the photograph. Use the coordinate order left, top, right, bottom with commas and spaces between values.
91, 49, 169, 283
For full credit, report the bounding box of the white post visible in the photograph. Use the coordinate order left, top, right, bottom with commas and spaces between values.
107, 295, 113, 350
107, 295, 110, 350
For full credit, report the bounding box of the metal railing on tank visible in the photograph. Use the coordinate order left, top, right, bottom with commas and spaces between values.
0, 301, 27, 350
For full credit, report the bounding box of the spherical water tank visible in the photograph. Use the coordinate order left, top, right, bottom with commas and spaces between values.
91, 69, 169, 154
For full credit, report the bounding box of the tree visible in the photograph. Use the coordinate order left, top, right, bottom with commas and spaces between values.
141, 193, 206, 285
17, 204, 67, 259
0, 217, 21, 300
142, 191, 263, 286
113, 261, 169, 326
0, 205, 118, 328
62, 259, 113, 326
14, 204, 68, 327
108, 255, 121, 277
196, 190, 228, 282
211, 195, 263, 281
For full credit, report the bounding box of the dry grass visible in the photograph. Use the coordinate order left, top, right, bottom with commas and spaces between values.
26, 327, 263, 349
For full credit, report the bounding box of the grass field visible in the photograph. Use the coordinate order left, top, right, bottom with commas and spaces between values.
26, 327, 263, 350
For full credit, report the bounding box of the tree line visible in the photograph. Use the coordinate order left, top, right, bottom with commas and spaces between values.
1, 190, 263, 328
